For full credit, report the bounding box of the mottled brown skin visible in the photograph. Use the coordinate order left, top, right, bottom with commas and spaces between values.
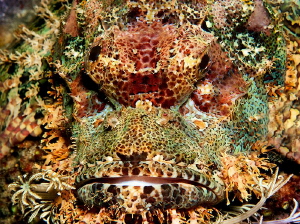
86, 21, 213, 108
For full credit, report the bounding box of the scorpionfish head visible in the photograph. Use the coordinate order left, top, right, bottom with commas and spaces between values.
77, 2, 223, 216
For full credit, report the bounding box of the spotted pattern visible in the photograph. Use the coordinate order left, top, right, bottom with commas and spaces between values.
1, 0, 299, 223
86, 21, 213, 108
74, 107, 225, 213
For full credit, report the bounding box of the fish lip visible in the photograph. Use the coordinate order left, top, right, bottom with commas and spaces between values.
76, 175, 215, 189
76, 161, 225, 205
76, 162, 225, 213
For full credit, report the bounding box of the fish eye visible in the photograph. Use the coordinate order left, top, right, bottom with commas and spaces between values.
89, 45, 101, 61
199, 54, 210, 71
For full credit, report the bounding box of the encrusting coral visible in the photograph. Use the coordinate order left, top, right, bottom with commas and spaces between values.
0, 0, 299, 224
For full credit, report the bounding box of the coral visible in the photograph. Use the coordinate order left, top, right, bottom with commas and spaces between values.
0, 0, 40, 49
8, 170, 74, 223
221, 168, 293, 224
280, 175, 300, 200
266, 14, 300, 164
220, 152, 276, 203
0, 0, 62, 160
265, 175, 300, 218
265, 0, 300, 37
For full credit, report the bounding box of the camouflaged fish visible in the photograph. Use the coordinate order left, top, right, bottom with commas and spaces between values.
1, 0, 300, 223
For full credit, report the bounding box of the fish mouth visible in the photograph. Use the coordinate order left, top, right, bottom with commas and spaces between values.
76, 161, 225, 213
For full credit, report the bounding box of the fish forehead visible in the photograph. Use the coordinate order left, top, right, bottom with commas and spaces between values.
85, 1, 213, 108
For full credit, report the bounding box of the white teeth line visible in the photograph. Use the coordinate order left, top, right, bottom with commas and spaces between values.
113, 180, 156, 186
